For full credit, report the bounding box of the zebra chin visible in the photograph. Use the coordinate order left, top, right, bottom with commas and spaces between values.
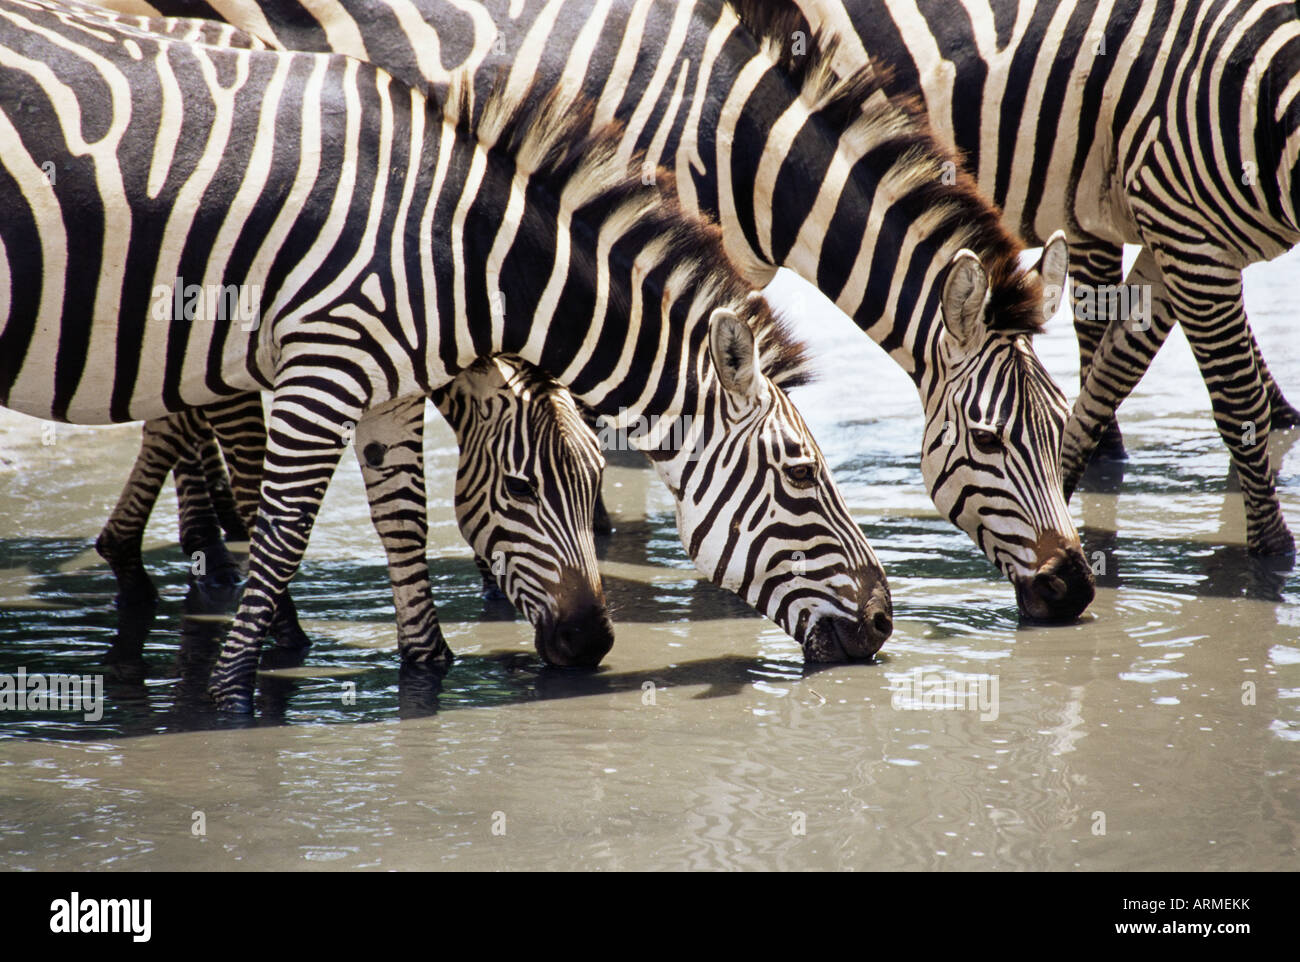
532, 602, 615, 668
1012, 547, 1096, 623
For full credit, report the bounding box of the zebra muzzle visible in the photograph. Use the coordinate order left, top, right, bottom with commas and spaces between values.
803, 597, 891, 663
534, 602, 615, 668
1015, 547, 1096, 623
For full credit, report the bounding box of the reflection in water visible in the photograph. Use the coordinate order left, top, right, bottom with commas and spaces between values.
0, 257, 1298, 869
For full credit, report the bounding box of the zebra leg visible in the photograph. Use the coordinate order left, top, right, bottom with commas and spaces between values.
96, 416, 191, 606
1170, 278, 1293, 555
196, 431, 249, 543
172, 441, 242, 591
1060, 247, 1176, 497
474, 553, 507, 601
354, 396, 453, 666
201, 394, 311, 656
206, 390, 356, 712
1068, 239, 1128, 461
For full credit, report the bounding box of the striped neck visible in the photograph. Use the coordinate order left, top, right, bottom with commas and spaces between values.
714, 2, 1035, 387
406, 82, 811, 445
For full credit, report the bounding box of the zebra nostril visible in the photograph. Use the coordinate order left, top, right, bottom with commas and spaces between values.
872, 610, 892, 639
362, 441, 387, 468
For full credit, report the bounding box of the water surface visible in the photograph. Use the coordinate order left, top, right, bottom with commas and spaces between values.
0, 248, 1296, 870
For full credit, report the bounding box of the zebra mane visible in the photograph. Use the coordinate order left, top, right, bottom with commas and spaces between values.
728, 0, 1046, 336
440, 73, 814, 391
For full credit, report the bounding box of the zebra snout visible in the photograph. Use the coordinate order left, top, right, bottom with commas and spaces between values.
535, 601, 615, 668
803, 594, 891, 663
1016, 548, 1095, 623
866, 591, 893, 647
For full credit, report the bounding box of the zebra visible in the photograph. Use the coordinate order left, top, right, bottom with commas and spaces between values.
0, 0, 891, 712
97, 356, 615, 668
797, 0, 1300, 554
71, 7, 616, 667
100, 0, 1098, 622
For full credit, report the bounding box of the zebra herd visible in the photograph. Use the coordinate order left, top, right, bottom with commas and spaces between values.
0, 0, 1294, 713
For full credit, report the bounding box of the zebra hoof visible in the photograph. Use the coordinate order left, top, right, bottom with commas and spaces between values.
399, 641, 455, 670
1271, 403, 1300, 431
96, 531, 160, 606
260, 644, 308, 670
269, 604, 311, 654
1089, 419, 1128, 462
113, 580, 160, 609
1247, 526, 1296, 557
397, 661, 447, 716
192, 541, 242, 591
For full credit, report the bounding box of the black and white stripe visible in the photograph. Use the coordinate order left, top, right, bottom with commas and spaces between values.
100, 0, 1097, 618
0, 0, 889, 712
65, 4, 615, 665
803, 0, 1300, 554
100, 360, 614, 666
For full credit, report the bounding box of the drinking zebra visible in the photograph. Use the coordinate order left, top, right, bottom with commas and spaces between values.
98, 356, 615, 668
800, 0, 1300, 554
51, 7, 614, 664
101, 0, 1097, 621
0, 0, 890, 712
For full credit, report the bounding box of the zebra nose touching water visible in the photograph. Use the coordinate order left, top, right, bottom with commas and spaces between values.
667, 309, 893, 662
922, 237, 1095, 623
99, 355, 616, 670
433, 357, 613, 667
0, 0, 889, 710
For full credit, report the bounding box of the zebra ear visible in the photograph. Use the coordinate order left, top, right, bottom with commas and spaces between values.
1033, 230, 1069, 296
941, 249, 989, 346
709, 308, 759, 400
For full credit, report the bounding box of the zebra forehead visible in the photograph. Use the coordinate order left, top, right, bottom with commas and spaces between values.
956, 338, 1065, 418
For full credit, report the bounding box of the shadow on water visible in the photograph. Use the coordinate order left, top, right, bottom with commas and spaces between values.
2, 414, 1296, 742
1077, 525, 1295, 603
1074, 425, 1298, 602
0, 570, 846, 740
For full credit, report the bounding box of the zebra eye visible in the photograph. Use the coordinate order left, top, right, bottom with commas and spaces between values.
970, 428, 1002, 453
503, 476, 536, 501
783, 462, 818, 488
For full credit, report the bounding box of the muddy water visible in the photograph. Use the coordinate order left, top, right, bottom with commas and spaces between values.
0, 249, 1296, 871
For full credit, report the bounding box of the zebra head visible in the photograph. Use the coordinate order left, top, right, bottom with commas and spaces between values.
433, 357, 612, 667
650, 306, 892, 662
921, 233, 1096, 623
